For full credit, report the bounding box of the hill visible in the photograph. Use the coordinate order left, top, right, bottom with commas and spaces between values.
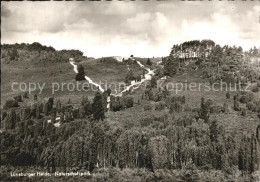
1, 41, 260, 182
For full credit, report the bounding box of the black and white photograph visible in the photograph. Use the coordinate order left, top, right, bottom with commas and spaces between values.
1, 0, 260, 181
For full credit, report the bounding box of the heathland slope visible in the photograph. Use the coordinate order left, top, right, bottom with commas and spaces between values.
1, 40, 260, 182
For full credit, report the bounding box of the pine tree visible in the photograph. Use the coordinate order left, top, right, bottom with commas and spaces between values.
92, 92, 105, 121
147, 58, 152, 66
199, 97, 210, 123
209, 119, 218, 143
226, 92, 230, 99
75, 64, 86, 81
56, 100, 61, 114
44, 102, 48, 116
250, 134, 259, 173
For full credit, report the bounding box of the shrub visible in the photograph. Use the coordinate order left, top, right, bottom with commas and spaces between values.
147, 58, 152, 66
12, 100, 19, 107
226, 92, 230, 99
170, 102, 183, 113
209, 105, 222, 114
48, 97, 54, 111
2, 111, 7, 120
122, 96, 134, 108
75, 73, 86, 81
234, 100, 240, 111
252, 86, 259, 93
22, 107, 31, 120
241, 108, 247, 116
151, 76, 157, 88
155, 101, 166, 111
239, 92, 254, 104
23, 92, 29, 99
222, 103, 229, 113
14, 95, 22, 102
3, 99, 18, 110
257, 81, 260, 88
246, 102, 257, 112
222, 65, 230, 72
75, 64, 86, 81
144, 104, 152, 111
140, 116, 153, 127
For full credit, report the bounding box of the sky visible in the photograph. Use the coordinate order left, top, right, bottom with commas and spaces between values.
1, 1, 260, 58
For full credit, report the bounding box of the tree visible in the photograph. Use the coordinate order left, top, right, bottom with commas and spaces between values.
56, 100, 61, 114
92, 92, 105, 121
210, 119, 218, 142
44, 102, 48, 116
226, 92, 230, 99
250, 134, 259, 173
163, 57, 178, 77
106, 88, 112, 96
47, 98, 54, 112
75, 64, 86, 81
147, 58, 152, 66
199, 97, 210, 123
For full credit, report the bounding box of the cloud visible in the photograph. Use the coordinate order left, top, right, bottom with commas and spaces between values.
1, 1, 260, 57
103, 2, 137, 15
1, 5, 11, 18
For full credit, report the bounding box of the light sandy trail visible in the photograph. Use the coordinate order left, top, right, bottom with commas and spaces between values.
70, 61, 105, 92
51, 59, 156, 128
115, 60, 155, 97
70, 59, 155, 97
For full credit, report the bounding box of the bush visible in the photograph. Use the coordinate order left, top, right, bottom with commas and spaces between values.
222, 103, 229, 113
3, 99, 18, 110
184, 104, 192, 112
234, 100, 240, 111
140, 116, 154, 127
246, 102, 258, 112
144, 104, 152, 111
75, 73, 86, 81
75, 64, 86, 81
2, 111, 7, 120
226, 92, 230, 99
170, 102, 183, 113
151, 76, 157, 88
252, 86, 259, 92
241, 108, 247, 116
222, 65, 230, 72
155, 101, 166, 111
239, 92, 254, 104
257, 81, 260, 88
209, 105, 222, 114
22, 107, 31, 120
23, 92, 29, 99
122, 96, 134, 108
14, 95, 22, 102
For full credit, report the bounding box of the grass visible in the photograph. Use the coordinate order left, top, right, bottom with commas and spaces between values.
1, 56, 151, 107
108, 67, 260, 139
1, 60, 96, 107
